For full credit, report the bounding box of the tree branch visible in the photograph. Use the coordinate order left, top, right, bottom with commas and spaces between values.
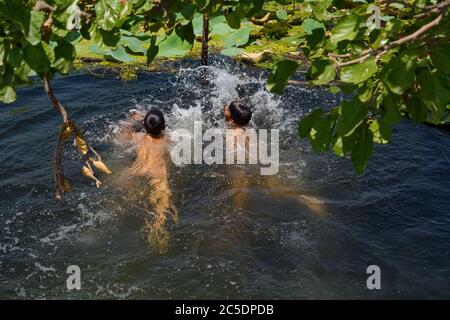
331, 8, 447, 68
201, 12, 209, 66
43, 73, 70, 200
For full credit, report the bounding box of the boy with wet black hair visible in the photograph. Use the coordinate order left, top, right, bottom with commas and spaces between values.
223, 100, 328, 217
117, 108, 177, 253
224, 101, 252, 127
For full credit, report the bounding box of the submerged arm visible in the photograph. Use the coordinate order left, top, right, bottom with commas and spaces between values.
264, 176, 329, 218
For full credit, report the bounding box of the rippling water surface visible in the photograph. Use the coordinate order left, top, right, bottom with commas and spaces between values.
1, 58, 449, 299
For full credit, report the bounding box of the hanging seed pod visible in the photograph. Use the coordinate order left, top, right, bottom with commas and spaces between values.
90, 158, 112, 175
75, 134, 88, 155
81, 165, 102, 188
61, 122, 75, 140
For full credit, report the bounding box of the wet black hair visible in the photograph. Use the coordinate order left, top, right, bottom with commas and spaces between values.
143, 109, 165, 137
228, 101, 252, 126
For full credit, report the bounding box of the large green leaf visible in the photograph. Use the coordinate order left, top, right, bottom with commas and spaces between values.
369, 119, 391, 144
95, 0, 131, 31
340, 57, 377, 84
381, 50, 417, 95
306, 59, 336, 85
53, 41, 76, 74
267, 60, 299, 95
120, 36, 147, 54
221, 47, 243, 56
26, 11, 45, 45
430, 43, 450, 76
381, 93, 402, 124
157, 31, 193, 58
351, 123, 373, 175
108, 45, 134, 62
224, 26, 252, 48
276, 9, 288, 21
330, 14, 360, 44
418, 71, 450, 123
301, 18, 325, 35
210, 16, 233, 36
337, 98, 368, 136
0, 0, 44, 45
226, 10, 241, 29
298, 109, 325, 138
0, 85, 16, 103
23, 43, 53, 74
299, 109, 336, 152
146, 36, 159, 64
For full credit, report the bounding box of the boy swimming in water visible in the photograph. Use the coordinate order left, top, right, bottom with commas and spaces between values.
117, 109, 177, 253
224, 101, 328, 217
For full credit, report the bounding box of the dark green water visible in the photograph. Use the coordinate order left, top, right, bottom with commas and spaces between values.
1, 59, 449, 299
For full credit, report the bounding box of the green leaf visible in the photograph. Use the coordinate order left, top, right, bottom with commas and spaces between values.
306, 59, 336, 85
221, 47, 243, 56
309, 114, 336, 152
430, 43, 450, 76
13, 61, 30, 84
406, 96, 428, 123
303, 28, 325, 55
181, 4, 196, 21
95, 0, 131, 31
330, 14, 360, 44
298, 109, 324, 138
157, 31, 193, 58
351, 123, 373, 175
299, 109, 336, 152
267, 60, 298, 95
0, 85, 16, 104
418, 70, 450, 123
210, 16, 233, 35
176, 21, 195, 45
26, 11, 45, 45
332, 136, 344, 157
98, 29, 121, 47
276, 9, 288, 21
369, 119, 391, 144
301, 18, 325, 35
52, 41, 76, 74
226, 10, 241, 29
381, 50, 417, 95
381, 93, 402, 124
108, 45, 134, 62
146, 36, 159, 64
340, 57, 377, 84
23, 43, 53, 74
0, 39, 5, 67
7, 48, 23, 68
192, 13, 204, 35
120, 36, 147, 54
224, 26, 252, 48
337, 98, 368, 136
310, 0, 333, 20
357, 80, 373, 103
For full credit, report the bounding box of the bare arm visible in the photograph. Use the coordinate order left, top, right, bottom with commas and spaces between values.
116, 111, 144, 142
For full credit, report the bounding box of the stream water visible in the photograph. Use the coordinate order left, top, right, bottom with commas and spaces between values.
1, 58, 449, 299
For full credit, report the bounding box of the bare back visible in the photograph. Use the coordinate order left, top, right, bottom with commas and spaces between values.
125, 133, 168, 180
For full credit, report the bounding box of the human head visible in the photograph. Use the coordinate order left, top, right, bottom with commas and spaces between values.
224, 101, 252, 127
143, 109, 165, 137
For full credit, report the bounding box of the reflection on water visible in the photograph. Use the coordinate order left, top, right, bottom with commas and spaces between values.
0, 57, 450, 299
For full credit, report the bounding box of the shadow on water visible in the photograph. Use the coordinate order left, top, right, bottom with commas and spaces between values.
1, 57, 450, 299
